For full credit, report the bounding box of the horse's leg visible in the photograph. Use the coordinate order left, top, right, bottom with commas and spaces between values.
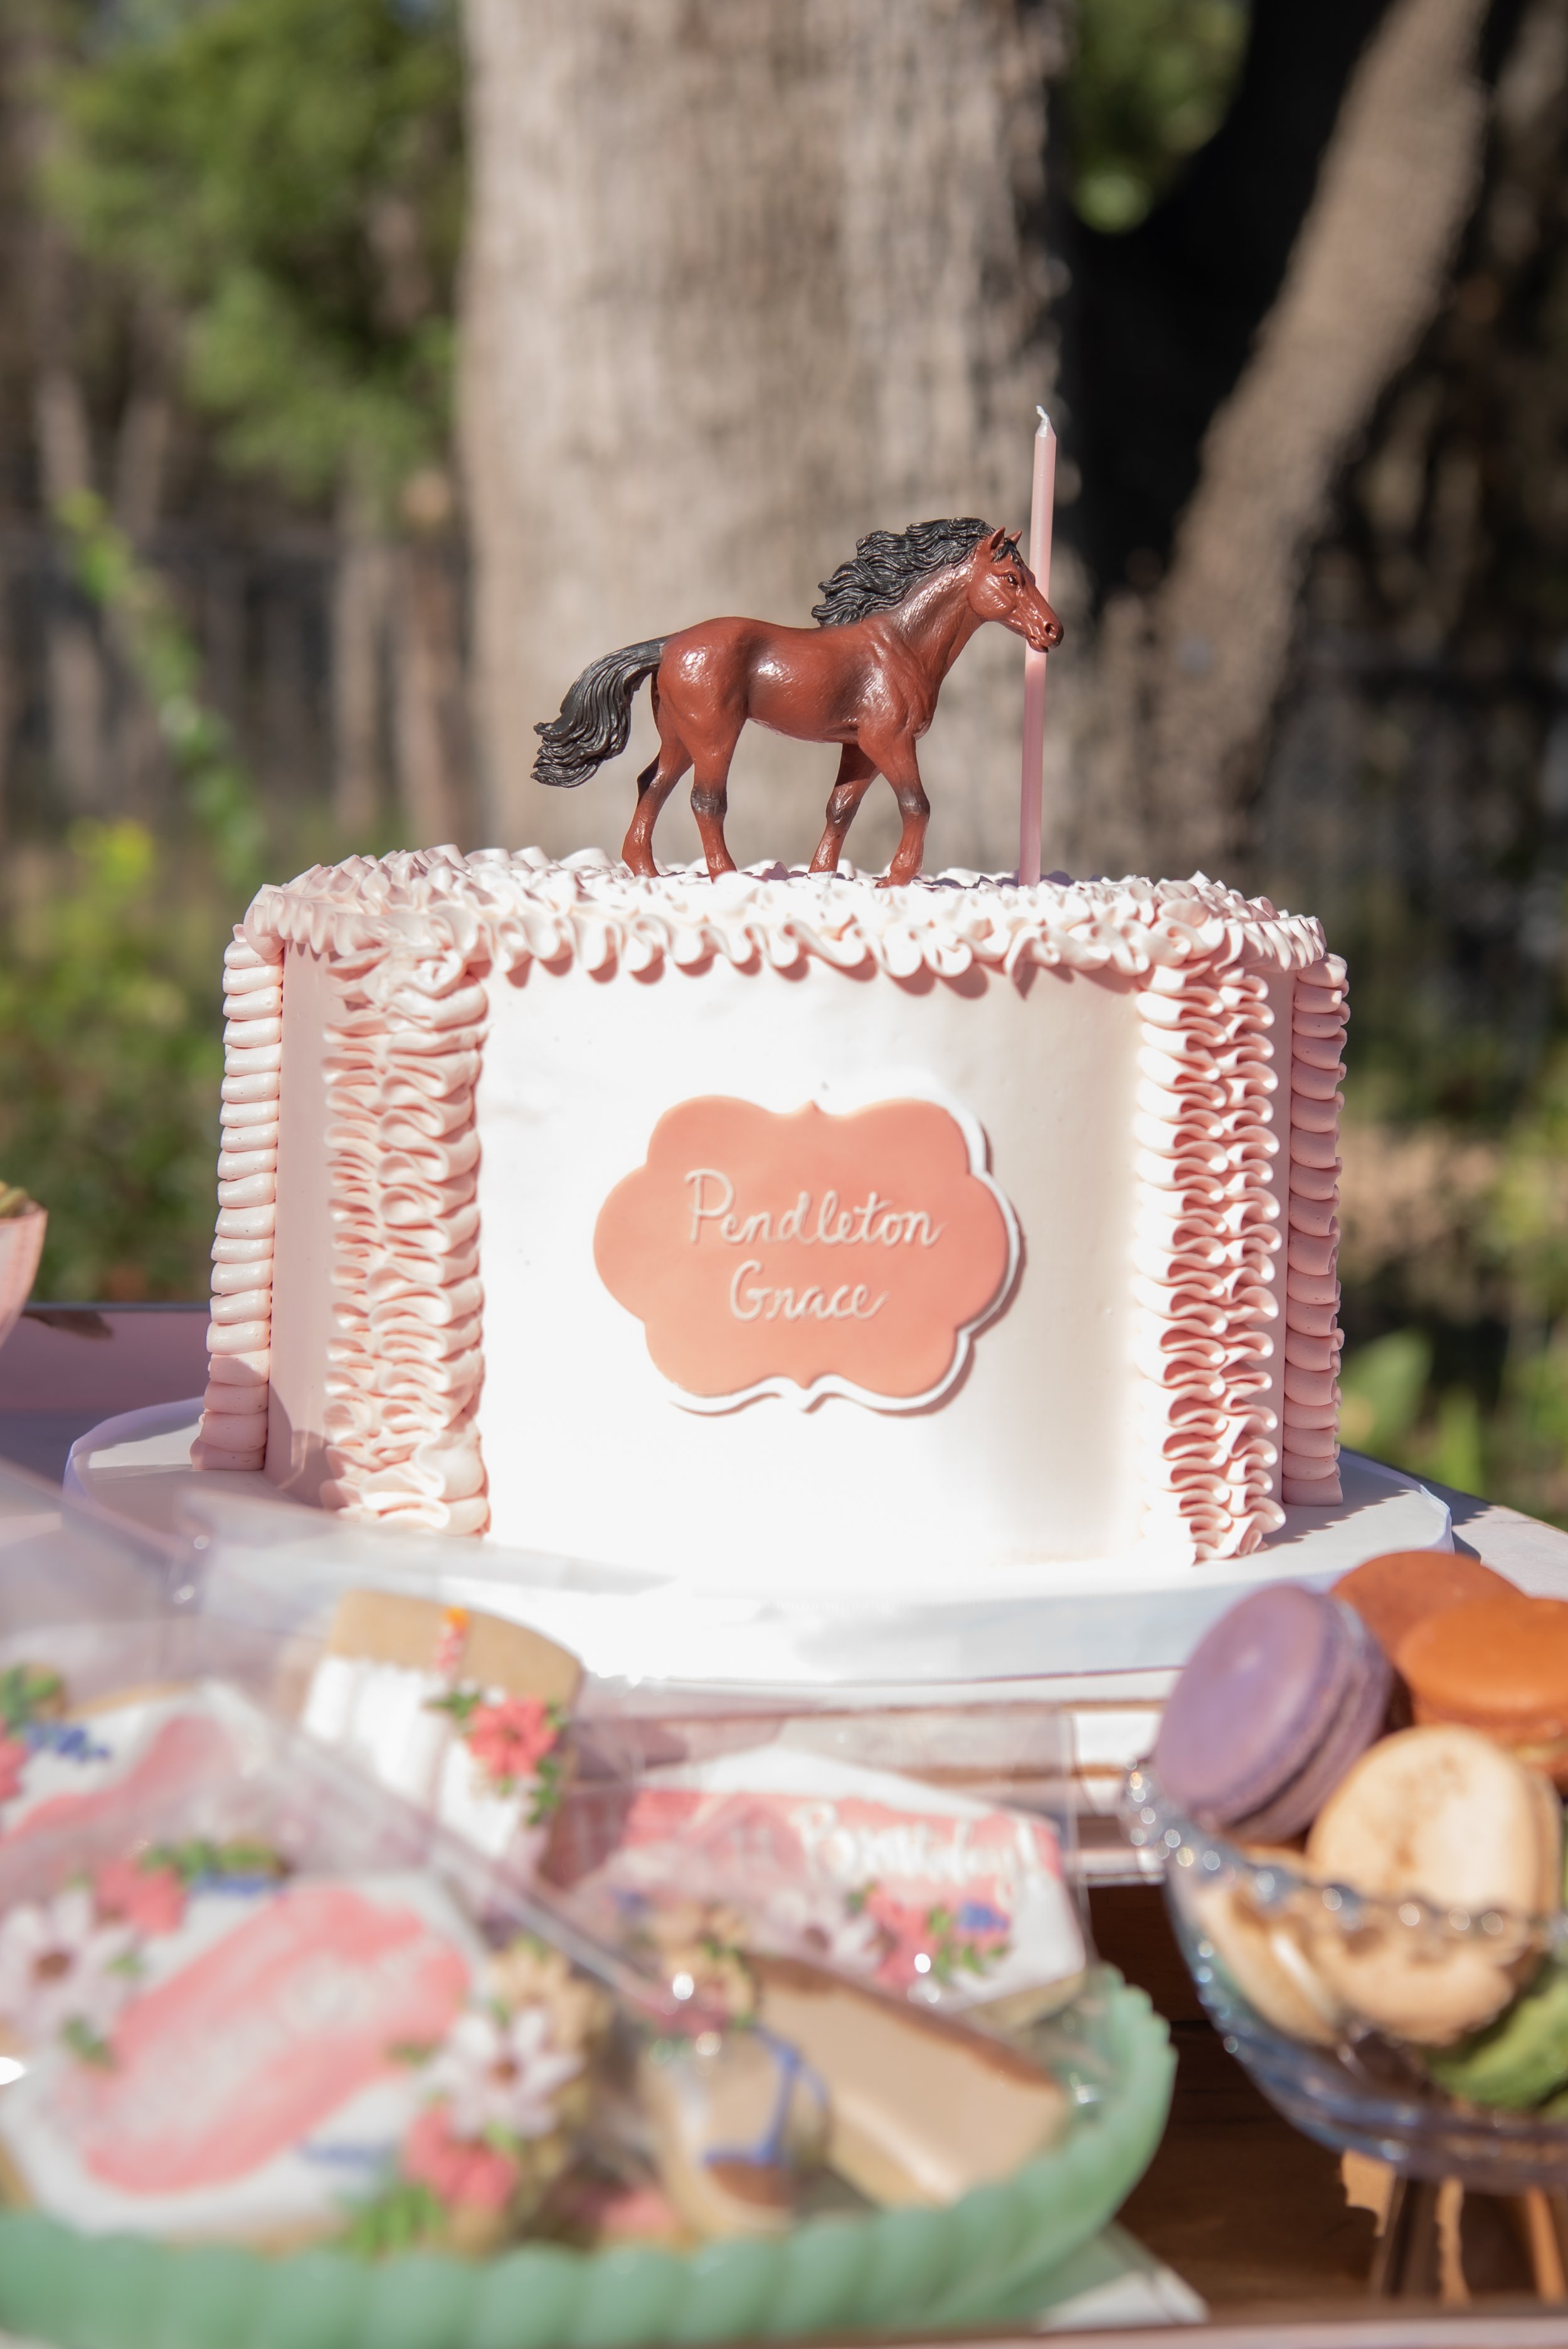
689, 724, 743, 879
622, 703, 691, 877
808, 745, 878, 875
872, 740, 931, 887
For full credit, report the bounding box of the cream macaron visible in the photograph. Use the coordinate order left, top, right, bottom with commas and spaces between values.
1303, 1725, 1559, 2045
1190, 1845, 1345, 2048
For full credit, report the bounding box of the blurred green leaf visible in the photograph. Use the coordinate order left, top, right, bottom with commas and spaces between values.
49, 0, 463, 512
55, 490, 267, 895
1069, 0, 1249, 233
1338, 1329, 1433, 1460
1423, 1388, 1487, 1496
0, 824, 228, 1300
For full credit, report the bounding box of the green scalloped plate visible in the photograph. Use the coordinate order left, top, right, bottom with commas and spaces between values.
0, 1968, 1172, 2349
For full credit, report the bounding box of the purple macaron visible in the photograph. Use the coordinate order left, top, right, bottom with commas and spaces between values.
1153, 1583, 1392, 1842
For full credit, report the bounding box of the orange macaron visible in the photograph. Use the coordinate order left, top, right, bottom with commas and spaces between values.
1333, 1549, 1518, 1661
1397, 1593, 1568, 1785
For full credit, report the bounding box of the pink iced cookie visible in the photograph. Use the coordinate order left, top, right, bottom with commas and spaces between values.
64, 1884, 469, 2191
0, 1872, 484, 2240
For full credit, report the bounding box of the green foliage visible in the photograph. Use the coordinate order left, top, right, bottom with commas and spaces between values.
58, 489, 267, 895
0, 823, 228, 1300
1069, 0, 1249, 231
50, 0, 462, 511
1338, 1330, 1433, 1462
1340, 1047, 1568, 1523
1340, 1320, 1568, 1517
1485, 1041, 1568, 1322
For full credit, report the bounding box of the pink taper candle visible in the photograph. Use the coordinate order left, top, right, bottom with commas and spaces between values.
1019, 406, 1056, 886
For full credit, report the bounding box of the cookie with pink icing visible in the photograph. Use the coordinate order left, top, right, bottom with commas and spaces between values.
299, 1591, 581, 1865
0, 1672, 259, 1860
546, 1740, 1086, 2021
0, 1849, 610, 2252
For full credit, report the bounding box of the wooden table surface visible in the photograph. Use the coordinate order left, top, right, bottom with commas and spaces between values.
1092, 1882, 1383, 2307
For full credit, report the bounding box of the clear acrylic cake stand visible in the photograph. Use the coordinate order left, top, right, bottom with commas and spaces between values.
66, 1399, 1451, 1693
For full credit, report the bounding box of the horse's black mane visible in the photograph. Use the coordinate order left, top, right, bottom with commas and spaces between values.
811, 517, 993, 628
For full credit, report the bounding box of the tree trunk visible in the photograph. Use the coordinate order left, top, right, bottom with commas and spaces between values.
1123, 0, 1493, 878
112, 309, 173, 546
110, 299, 176, 814
459, 0, 1064, 871
8, 12, 109, 817
391, 538, 465, 845
34, 347, 106, 814
331, 487, 391, 840
0, 551, 14, 846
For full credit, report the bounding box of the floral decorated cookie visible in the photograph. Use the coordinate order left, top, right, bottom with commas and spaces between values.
428, 1689, 567, 1843
0, 1885, 135, 2065
351, 1936, 611, 2255
0, 1840, 285, 2067
554, 1744, 1085, 2019
0, 1859, 490, 2242
0, 1828, 623, 2258
0, 1671, 255, 1861
300, 1596, 581, 1864
0, 1663, 97, 1821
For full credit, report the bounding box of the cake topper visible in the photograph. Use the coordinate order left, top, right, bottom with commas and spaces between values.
532, 517, 1062, 886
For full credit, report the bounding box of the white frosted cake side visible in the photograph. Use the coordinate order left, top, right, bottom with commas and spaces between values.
193, 851, 1347, 1588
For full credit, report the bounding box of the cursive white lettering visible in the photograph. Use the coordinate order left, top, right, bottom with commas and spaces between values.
686, 1170, 944, 1252
776, 1191, 808, 1243
686, 1168, 734, 1244
729, 1259, 765, 1320
728, 1263, 884, 1323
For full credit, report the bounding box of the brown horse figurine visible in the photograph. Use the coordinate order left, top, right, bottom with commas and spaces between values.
532, 517, 1062, 886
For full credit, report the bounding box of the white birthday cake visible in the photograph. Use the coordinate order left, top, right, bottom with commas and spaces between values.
193, 851, 1346, 1589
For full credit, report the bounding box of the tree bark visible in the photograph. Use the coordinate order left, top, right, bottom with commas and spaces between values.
110, 299, 177, 815
1123, 0, 1493, 878
7, 10, 109, 815
459, 0, 1064, 870
331, 486, 391, 840
0, 550, 14, 847
34, 342, 106, 815
112, 301, 174, 547
391, 538, 465, 845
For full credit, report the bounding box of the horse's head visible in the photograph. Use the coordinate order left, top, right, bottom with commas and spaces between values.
967, 526, 1062, 654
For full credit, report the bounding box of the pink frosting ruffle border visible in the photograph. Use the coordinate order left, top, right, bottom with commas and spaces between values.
1281, 955, 1347, 1506
311, 954, 490, 1535
193, 849, 1343, 1559
191, 931, 285, 1470
1130, 958, 1286, 1564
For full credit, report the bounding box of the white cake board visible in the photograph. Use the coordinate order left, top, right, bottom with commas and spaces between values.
66, 1400, 1451, 1692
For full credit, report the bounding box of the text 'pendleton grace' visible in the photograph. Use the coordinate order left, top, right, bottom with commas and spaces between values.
684, 1166, 946, 1325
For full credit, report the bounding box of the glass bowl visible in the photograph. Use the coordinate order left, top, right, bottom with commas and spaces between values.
1123, 1765, 1568, 2191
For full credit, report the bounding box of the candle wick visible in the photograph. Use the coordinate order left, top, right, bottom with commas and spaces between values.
1036, 406, 1051, 432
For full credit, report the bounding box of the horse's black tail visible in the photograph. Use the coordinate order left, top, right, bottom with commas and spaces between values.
532, 639, 667, 788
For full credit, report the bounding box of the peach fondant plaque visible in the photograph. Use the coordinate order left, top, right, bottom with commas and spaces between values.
594, 1096, 1017, 1409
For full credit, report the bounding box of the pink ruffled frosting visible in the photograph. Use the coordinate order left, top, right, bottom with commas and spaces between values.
240, 846, 1328, 987
192, 933, 284, 1471
312, 957, 490, 1535
1130, 959, 1287, 1563
1280, 957, 1347, 1506
194, 849, 1342, 1560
